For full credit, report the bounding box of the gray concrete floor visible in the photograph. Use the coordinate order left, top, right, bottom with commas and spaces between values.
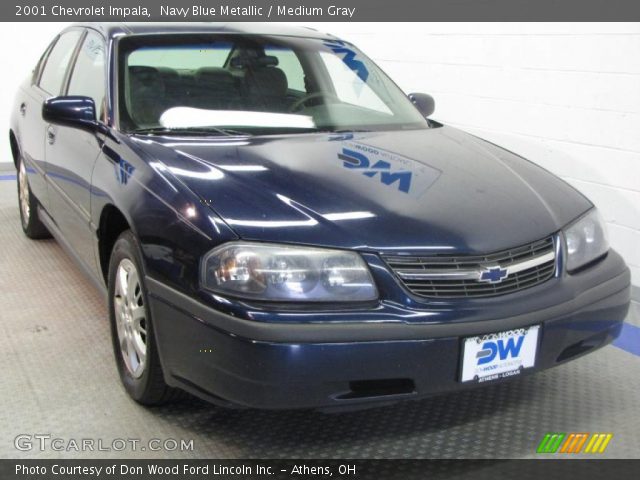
1, 178, 639, 459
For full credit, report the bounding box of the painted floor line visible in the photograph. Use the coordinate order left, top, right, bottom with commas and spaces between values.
613, 322, 640, 357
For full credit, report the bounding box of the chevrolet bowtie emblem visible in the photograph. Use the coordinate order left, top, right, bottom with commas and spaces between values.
478, 266, 509, 284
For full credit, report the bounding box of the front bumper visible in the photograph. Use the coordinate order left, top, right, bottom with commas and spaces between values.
147, 252, 631, 410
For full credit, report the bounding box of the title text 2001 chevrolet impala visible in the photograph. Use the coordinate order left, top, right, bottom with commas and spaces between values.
10, 23, 630, 409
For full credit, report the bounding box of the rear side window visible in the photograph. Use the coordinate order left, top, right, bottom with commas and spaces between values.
32, 40, 56, 84
67, 31, 106, 117
39, 30, 83, 95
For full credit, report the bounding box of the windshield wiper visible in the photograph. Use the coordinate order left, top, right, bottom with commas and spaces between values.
131, 126, 252, 137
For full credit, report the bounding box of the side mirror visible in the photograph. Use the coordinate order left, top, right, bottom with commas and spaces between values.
42, 96, 99, 132
409, 93, 435, 118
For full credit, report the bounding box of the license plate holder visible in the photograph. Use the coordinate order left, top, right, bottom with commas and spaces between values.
460, 325, 540, 383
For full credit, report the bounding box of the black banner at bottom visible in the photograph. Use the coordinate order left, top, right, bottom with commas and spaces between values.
1, 459, 639, 480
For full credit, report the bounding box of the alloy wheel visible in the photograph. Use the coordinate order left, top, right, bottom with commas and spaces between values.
113, 258, 147, 378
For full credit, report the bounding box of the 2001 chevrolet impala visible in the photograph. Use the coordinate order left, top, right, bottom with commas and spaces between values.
10, 23, 630, 409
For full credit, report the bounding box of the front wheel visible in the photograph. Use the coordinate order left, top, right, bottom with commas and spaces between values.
17, 156, 51, 239
108, 230, 179, 405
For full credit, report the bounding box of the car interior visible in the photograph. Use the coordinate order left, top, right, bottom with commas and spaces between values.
126, 53, 299, 127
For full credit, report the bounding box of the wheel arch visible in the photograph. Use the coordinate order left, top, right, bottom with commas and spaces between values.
98, 204, 132, 284
9, 130, 20, 168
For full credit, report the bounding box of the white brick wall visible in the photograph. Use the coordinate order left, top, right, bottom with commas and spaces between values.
305, 22, 640, 286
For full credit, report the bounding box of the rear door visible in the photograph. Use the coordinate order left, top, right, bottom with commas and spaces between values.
44, 28, 107, 272
17, 30, 83, 210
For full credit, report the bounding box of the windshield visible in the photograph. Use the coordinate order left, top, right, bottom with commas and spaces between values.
117, 34, 430, 135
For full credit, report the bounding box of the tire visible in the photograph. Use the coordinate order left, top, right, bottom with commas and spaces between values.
17, 156, 51, 239
108, 230, 180, 405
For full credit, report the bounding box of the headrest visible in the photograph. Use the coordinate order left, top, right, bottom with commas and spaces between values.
155, 67, 179, 80
130, 65, 158, 78
196, 67, 235, 87
247, 67, 288, 97
129, 66, 165, 95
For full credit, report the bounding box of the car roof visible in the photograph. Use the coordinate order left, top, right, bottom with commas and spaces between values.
71, 22, 338, 41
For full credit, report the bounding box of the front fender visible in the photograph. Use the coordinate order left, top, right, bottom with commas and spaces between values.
90, 134, 238, 295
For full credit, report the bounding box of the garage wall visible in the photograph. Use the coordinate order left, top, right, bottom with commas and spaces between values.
305, 22, 640, 287
2, 22, 639, 288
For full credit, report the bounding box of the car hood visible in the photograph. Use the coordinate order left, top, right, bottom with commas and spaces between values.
136, 126, 591, 254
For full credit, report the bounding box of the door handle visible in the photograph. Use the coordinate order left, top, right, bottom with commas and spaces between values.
19, 103, 26, 116
46, 126, 56, 145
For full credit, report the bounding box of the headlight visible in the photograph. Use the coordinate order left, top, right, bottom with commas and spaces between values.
563, 209, 609, 272
201, 242, 378, 302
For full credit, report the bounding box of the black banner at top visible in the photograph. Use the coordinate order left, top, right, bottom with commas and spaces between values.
6, 0, 640, 22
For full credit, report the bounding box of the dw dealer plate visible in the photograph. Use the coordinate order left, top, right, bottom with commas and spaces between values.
460, 325, 540, 383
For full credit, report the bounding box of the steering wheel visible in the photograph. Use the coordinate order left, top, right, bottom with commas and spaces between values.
289, 92, 340, 112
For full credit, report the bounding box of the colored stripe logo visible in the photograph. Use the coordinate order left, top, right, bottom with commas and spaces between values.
537, 433, 613, 454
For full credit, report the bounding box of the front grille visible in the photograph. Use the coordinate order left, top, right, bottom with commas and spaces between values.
383, 236, 556, 298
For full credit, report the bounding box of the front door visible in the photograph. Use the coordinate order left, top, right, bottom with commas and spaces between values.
45, 29, 107, 273
21, 29, 84, 211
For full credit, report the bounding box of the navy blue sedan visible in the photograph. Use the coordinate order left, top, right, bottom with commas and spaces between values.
9, 23, 630, 409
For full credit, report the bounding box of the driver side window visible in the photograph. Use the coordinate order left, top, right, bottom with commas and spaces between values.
67, 30, 107, 120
